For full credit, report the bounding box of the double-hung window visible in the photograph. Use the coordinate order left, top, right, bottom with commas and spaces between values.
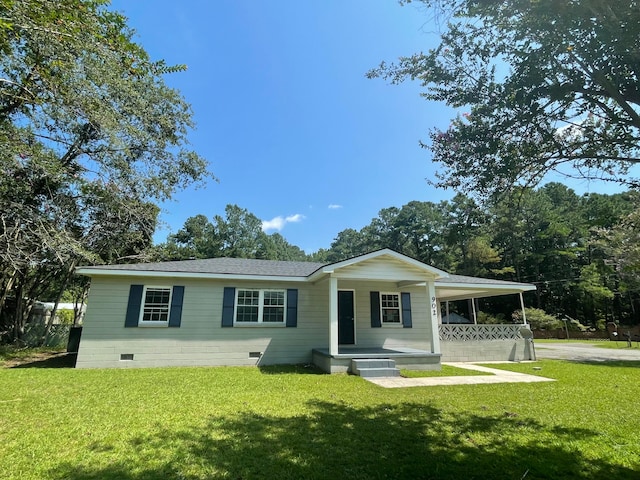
140, 286, 172, 325
380, 293, 402, 324
235, 289, 285, 324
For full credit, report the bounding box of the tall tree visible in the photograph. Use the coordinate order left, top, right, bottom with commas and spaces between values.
0, 0, 211, 341
444, 194, 489, 274
393, 200, 452, 268
369, 0, 640, 198
159, 205, 309, 262
594, 195, 640, 323
214, 205, 268, 259
326, 229, 368, 262
489, 185, 585, 311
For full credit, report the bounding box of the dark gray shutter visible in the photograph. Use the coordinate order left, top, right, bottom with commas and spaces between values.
370, 291, 381, 328
401, 292, 412, 328
286, 289, 298, 327
221, 287, 235, 327
124, 284, 144, 327
168, 286, 185, 327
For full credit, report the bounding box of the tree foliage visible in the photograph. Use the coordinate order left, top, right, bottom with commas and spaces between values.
156, 205, 308, 262
325, 183, 638, 326
369, 0, 640, 197
154, 186, 639, 327
0, 0, 211, 342
512, 308, 562, 331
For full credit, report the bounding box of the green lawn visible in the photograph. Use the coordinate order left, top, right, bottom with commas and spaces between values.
1, 356, 639, 479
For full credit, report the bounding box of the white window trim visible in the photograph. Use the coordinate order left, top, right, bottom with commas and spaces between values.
138, 285, 172, 327
380, 292, 403, 327
234, 288, 287, 327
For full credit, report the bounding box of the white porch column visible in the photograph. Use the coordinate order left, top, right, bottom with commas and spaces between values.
329, 275, 339, 356
426, 282, 441, 354
519, 293, 528, 326
471, 298, 477, 324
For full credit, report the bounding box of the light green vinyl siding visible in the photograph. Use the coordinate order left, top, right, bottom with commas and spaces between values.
76, 276, 434, 369
77, 277, 329, 368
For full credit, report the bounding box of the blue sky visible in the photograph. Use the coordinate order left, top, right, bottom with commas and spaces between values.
110, 0, 625, 254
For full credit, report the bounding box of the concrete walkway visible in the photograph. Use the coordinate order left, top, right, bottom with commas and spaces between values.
365, 362, 555, 388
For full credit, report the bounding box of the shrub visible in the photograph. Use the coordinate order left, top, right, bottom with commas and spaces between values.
566, 318, 589, 332
512, 308, 562, 330
54, 310, 75, 325
477, 312, 506, 324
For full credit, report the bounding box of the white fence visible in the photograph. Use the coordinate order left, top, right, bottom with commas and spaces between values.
439, 324, 527, 342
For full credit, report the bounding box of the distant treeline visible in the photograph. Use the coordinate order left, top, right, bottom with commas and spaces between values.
155, 184, 640, 327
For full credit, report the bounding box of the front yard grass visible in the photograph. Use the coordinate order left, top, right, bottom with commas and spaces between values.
1, 357, 638, 479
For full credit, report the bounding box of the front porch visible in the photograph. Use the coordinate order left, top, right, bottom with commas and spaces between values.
312, 347, 441, 374
308, 250, 537, 373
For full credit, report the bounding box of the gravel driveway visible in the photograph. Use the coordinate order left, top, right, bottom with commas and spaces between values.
534, 342, 640, 362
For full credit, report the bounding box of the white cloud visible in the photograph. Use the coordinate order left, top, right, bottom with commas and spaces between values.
262, 214, 305, 232
285, 213, 304, 223
328, 204, 343, 209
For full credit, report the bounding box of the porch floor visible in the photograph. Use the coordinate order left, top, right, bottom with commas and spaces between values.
312, 347, 442, 374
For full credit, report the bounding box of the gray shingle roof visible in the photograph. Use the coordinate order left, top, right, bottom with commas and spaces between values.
79, 255, 533, 287
83, 257, 327, 277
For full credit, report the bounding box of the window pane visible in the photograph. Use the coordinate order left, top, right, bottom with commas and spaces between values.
264, 290, 284, 306
382, 308, 401, 323
262, 291, 284, 323
141, 287, 171, 322
381, 294, 400, 323
235, 289, 286, 324
238, 290, 259, 306
237, 306, 258, 322
263, 306, 284, 323
381, 294, 399, 308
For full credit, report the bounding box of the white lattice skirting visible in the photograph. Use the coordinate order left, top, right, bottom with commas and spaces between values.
439, 324, 528, 342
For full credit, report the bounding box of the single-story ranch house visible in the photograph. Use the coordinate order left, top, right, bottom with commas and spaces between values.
75, 249, 536, 373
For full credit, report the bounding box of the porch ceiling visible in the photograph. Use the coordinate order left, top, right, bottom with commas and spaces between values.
436, 284, 536, 301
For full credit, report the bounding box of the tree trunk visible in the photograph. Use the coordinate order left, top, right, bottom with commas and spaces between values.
0, 270, 17, 320
72, 282, 90, 325
13, 280, 24, 342
42, 261, 76, 346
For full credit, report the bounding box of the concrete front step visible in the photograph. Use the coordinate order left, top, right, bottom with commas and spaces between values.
355, 367, 401, 378
351, 358, 395, 369
351, 358, 400, 377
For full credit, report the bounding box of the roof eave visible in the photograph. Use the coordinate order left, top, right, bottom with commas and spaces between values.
75, 268, 308, 283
